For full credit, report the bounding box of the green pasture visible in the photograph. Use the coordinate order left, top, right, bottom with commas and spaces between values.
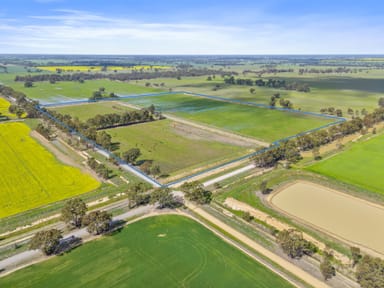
308, 133, 384, 196
51, 102, 134, 121
124, 93, 334, 142
106, 119, 246, 176
0, 215, 293, 288
3, 80, 162, 103
135, 76, 383, 114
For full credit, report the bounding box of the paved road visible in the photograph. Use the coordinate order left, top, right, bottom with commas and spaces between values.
203, 164, 256, 186
0, 205, 154, 276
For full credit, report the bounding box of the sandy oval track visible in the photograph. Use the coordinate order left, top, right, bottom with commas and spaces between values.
269, 181, 384, 256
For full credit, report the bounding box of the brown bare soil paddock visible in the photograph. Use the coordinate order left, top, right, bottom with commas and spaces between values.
269, 181, 384, 258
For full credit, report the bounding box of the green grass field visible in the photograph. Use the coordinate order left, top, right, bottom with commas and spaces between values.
4, 80, 163, 104
0, 215, 293, 288
0, 122, 100, 218
125, 93, 334, 142
106, 119, 247, 176
135, 76, 383, 114
52, 102, 133, 121
308, 133, 384, 196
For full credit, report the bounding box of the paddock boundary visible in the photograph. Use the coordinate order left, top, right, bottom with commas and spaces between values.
37, 91, 346, 187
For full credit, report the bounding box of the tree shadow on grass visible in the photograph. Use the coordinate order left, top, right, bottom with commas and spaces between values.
110, 142, 120, 152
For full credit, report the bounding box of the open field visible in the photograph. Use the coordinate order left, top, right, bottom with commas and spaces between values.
270, 181, 384, 255
125, 93, 335, 142
308, 133, 384, 196
37, 65, 170, 72
4, 80, 162, 104
136, 75, 383, 114
0, 215, 294, 288
106, 119, 247, 176
52, 101, 134, 121
0, 122, 100, 218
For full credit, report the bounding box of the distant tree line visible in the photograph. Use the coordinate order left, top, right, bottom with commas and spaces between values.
298, 67, 361, 74
243, 68, 294, 76
14, 68, 236, 83
224, 76, 310, 92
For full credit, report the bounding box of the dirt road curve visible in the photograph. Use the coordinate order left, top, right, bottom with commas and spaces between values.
186, 201, 331, 288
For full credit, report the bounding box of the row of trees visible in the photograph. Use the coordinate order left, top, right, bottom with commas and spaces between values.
243, 68, 294, 77
127, 184, 183, 209
126, 181, 212, 209
14, 68, 236, 83
253, 140, 301, 167
89, 87, 118, 101
224, 76, 310, 92
269, 93, 293, 109
30, 198, 112, 255
86, 105, 162, 130
277, 229, 338, 281
87, 158, 110, 179
298, 67, 358, 74
36, 123, 51, 140
320, 107, 344, 117
252, 118, 364, 167
45, 105, 158, 151
180, 181, 213, 204
322, 107, 369, 118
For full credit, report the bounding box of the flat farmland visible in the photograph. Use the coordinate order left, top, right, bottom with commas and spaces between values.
0, 122, 100, 218
124, 93, 335, 142
308, 133, 384, 196
270, 181, 384, 255
6, 80, 162, 104
106, 119, 248, 177
51, 101, 134, 121
134, 76, 383, 113
0, 215, 294, 288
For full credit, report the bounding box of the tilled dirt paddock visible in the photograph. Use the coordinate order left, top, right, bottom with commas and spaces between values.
269, 181, 384, 257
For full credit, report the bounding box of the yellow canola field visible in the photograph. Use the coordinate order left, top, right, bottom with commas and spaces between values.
0, 122, 100, 218
0, 97, 11, 117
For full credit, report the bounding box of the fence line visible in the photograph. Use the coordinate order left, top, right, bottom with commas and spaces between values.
35, 105, 162, 187
38, 90, 346, 187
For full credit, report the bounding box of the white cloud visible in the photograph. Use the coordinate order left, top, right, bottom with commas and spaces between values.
0, 9, 383, 54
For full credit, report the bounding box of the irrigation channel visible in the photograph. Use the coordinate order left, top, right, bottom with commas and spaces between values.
37, 91, 346, 188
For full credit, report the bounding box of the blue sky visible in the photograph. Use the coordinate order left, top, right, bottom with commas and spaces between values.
0, 0, 383, 54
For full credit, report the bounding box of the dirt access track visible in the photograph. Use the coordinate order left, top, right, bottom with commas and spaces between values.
186, 201, 331, 288
269, 181, 384, 258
